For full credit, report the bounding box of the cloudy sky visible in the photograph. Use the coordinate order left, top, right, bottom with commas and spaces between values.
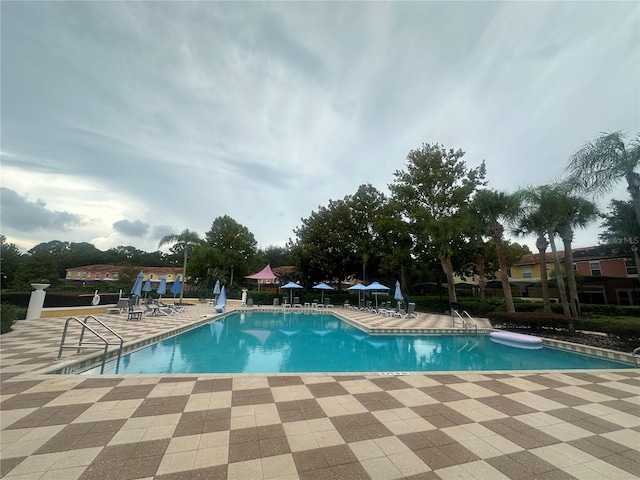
1, 1, 638, 255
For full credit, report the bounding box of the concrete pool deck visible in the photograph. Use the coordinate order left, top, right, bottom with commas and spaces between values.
1, 304, 638, 479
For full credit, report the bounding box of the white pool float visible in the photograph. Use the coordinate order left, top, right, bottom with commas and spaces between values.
490, 331, 543, 350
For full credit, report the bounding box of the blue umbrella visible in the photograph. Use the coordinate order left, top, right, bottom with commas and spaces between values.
157, 276, 167, 299
312, 282, 334, 303
142, 278, 152, 298
131, 271, 144, 297
213, 280, 221, 302
394, 280, 403, 306
364, 281, 390, 309
347, 283, 366, 307
215, 286, 227, 313
170, 277, 181, 299
281, 281, 303, 304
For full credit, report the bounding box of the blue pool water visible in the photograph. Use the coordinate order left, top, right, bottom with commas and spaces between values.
88, 311, 629, 374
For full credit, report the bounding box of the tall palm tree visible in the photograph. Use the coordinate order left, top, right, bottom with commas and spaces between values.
472, 190, 520, 312
517, 185, 572, 317
566, 131, 640, 225
513, 211, 552, 313
158, 229, 201, 304
555, 193, 599, 318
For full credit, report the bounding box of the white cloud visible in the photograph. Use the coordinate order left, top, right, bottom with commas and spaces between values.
0, 1, 637, 256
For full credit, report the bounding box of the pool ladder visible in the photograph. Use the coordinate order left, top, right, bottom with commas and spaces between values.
452, 310, 478, 334
57, 315, 123, 374
633, 347, 640, 368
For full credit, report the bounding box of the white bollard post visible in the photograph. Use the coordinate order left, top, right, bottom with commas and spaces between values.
26, 283, 51, 320
241, 289, 247, 306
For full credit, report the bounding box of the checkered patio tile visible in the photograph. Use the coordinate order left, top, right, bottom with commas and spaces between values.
1, 304, 638, 479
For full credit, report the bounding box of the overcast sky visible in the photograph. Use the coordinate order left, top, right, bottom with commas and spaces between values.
1, 1, 638, 256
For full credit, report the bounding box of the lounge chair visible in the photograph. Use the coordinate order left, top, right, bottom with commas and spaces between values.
144, 303, 171, 317
343, 300, 350, 309
127, 299, 143, 321
158, 300, 183, 314
360, 300, 372, 311
314, 299, 323, 308
323, 297, 334, 308
247, 298, 255, 308
404, 303, 417, 318
377, 302, 390, 315
273, 298, 280, 306
293, 297, 302, 308
107, 298, 129, 314
283, 298, 291, 308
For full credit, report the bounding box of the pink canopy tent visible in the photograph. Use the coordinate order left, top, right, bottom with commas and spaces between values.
245, 264, 278, 291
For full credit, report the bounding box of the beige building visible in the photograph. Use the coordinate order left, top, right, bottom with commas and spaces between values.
65, 265, 183, 285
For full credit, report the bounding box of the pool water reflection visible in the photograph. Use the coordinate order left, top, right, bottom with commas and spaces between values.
88, 311, 629, 374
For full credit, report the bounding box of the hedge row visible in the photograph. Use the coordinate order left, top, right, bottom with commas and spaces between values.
487, 311, 640, 341
601, 323, 640, 340
1, 304, 26, 334
487, 311, 577, 331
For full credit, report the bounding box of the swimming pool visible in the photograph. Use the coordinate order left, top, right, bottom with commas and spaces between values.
85, 311, 630, 374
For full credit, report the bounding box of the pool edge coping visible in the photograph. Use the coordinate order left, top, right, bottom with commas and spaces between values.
35, 309, 636, 375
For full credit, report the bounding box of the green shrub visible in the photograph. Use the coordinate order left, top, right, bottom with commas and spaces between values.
602, 322, 640, 341
487, 311, 577, 331
1, 303, 25, 334
457, 301, 502, 317
580, 304, 640, 318
511, 301, 546, 312
412, 296, 450, 313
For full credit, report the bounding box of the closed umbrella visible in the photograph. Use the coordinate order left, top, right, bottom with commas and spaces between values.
157, 276, 167, 300
131, 271, 144, 297
364, 281, 390, 309
281, 281, 303, 305
142, 278, 152, 298
394, 280, 403, 307
170, 277, 182, 300
215, 286, 227, 313
312, 282, 334, 303
213, 279, 221, 303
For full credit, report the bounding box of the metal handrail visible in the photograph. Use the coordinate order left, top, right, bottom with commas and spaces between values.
633, 347, 640, 368
452, 310, 467, 331
461, 311, 478, 334
57, 316, 123, 374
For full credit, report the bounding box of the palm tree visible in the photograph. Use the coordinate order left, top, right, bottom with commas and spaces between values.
513, 211, 552, 313
555, 193, 599, 318
566, 131, 640, 225
158, 229, 201, 304
517, 185, 572, 317
472, 190, 520, 312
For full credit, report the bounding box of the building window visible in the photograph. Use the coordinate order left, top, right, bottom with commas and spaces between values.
589, 261, 602, 276
522, 266, 532, 279
66, 272, 71, 279
113, 273, 119, 280
506, 268, 512, 277
81, 272, 86, 279
573, 263, 577, 271
75, 272, 81, 279
149, 274, 154, 279
95, 273, 101, 280
625, 258, 638, 276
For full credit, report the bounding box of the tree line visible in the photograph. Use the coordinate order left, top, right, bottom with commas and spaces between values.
3, 131, 638, 318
